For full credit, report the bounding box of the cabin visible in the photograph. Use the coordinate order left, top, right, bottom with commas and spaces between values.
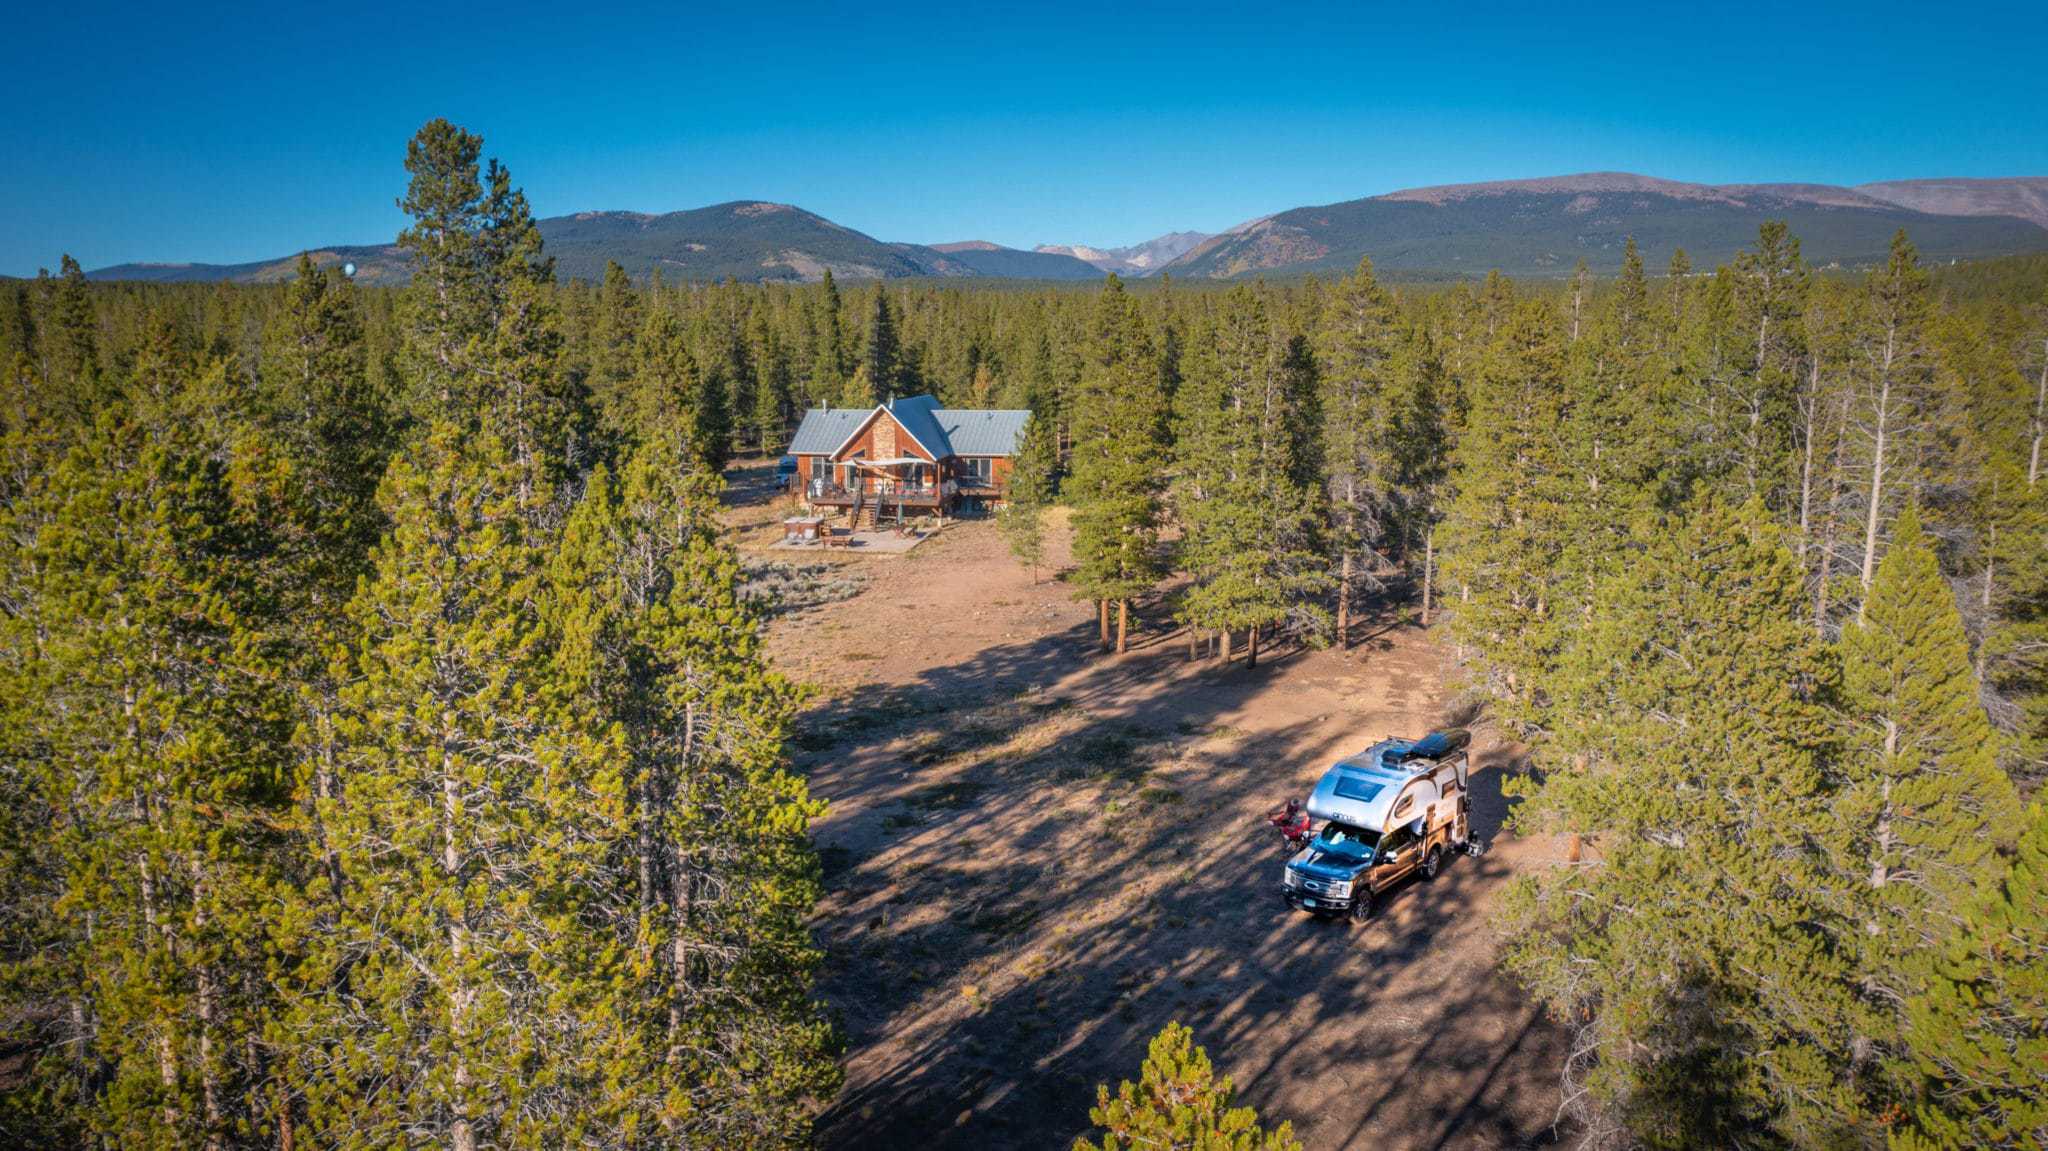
788, 395, 1030, 521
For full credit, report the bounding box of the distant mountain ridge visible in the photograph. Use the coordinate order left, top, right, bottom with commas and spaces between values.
1160, 173, 2048, 280
1855, 178, 2048, 230
88, 203, 1106, 286
82, 175, 2048, 286
1035, 232, 1210, 276
920, 241, 1103, 279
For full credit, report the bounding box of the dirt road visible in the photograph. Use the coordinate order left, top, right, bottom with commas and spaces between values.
743, 483, 1569, 1150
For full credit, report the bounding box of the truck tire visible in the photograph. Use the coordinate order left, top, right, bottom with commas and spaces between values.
1349, 890, 1375, 924
1421, 845, 1443, 882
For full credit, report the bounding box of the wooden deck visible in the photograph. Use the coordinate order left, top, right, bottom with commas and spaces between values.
806, 482, 954, 508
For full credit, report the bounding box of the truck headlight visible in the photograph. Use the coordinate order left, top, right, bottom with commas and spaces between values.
1283, 870, 1301, 889
1327, 880, 1352, 897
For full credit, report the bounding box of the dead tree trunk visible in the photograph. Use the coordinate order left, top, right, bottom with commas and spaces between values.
1421, 528, 1435, 627
1857, 339, 1897, 624
440, 725, 477, 1151
1336, 550, 1353, 650
2031, 341, 2046, 487
1797, 357, 1821, 564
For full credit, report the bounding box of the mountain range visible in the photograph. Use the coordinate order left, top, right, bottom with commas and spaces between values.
81, 174, 2048, 286
1033, 232, 1212, 276
1166, 174, 2048, 280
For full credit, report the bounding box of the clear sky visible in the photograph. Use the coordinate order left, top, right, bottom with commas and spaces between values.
5, 0, 2044, 276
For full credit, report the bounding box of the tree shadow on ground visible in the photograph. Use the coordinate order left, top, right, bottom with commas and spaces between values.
800, 598, 1565, 1151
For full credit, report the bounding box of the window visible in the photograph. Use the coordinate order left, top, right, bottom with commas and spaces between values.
1379, 825, 1417, 858
1310, 822, 1381, 863
1332, 773, 1384, 804
958, 457, 994, 484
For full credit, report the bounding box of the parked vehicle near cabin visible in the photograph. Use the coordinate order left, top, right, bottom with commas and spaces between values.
775, 454, 800, 485
1280, 729, 1475, 923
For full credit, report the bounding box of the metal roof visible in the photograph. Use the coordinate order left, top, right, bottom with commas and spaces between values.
788, 407, 870, 454
878, 395, 950, 460
788, 396, 1033, 458
1304, 739, 1425, 829
935, 408, 1032, 457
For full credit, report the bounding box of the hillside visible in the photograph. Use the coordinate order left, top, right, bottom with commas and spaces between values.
1035, 231, 1210, 276
541, 203, 960, 282
924, 241, 1103, 279
1162, 173, 2048, 279
1857, 177, 2048, 230
87, 244, 409, 285
88, 205, 1117, 286
82, 176, 2048, 286
89, 203, 963, 286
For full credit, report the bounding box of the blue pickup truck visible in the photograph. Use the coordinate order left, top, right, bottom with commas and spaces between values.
1281, 729, 1474, 923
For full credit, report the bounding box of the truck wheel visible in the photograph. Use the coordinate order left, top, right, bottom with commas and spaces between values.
1421, 845, 1443, 882
1349, 891, 1374, 924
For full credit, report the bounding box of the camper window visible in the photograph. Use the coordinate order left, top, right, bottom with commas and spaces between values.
1380, 825, 1418, 859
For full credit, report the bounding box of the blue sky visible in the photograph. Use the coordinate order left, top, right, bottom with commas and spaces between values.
4, 0, 2044, 275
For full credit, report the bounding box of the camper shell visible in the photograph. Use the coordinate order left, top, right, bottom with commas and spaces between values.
1281, 729, 1473, 920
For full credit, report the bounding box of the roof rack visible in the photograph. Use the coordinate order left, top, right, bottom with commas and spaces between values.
1384, 728, 1470, 767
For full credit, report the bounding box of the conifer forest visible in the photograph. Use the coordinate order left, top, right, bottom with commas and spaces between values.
2, 122, 2044, 1151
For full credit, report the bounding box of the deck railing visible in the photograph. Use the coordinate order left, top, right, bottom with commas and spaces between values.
806, 476, 1001, 503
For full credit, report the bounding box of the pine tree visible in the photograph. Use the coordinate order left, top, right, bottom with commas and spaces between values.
1850, 232, 1935, 624
637, 309, 731, 474
289, 418, 625, 1150
1498, 496, 1854, 1147
863, 288, 900, 401
1174, 289, 1329, 666
750, 307, 792, 452
999, 412, 1055, 582
1893, 805, 2047, 1151
1391, 327, 1452, 625
808, 270, 845, 405
591, 258, 641, 431
1316, 257, 1404, 646
1072, 1022, 1300, 1151
1068, 276, 1167, 654
1439, 299, 1570, 728
1554, 236, 1662, 634
1720, 221, 1810, 507
42, 254, 105, 420
544, 437, 839, 1145
394, 119, 550, 412
1826, 504, 2024, 1114
1979, 451, 2048, 790
7, 381, 299, 1147
261, 253, 391, 583
839, 363, 876, 409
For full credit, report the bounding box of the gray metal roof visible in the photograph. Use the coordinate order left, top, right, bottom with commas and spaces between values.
1305, 739, 1423, 828
788, 407, 870, 454
934, 408, 1032, 456
787, 396, 1033, 458
883, 395, 951, 459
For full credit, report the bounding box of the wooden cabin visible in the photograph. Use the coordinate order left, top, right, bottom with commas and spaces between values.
788, 395, 1030, 521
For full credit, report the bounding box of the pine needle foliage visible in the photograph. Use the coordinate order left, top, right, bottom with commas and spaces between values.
1072, 1022, 1300, 1151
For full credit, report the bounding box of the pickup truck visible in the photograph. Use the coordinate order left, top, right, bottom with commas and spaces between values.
1281, 729, 1474, 922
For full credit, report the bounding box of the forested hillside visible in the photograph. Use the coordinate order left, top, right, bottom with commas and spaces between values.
1167, 175, 2048, 279
83, 205, 1107, 287
4, 122, 2045, 1149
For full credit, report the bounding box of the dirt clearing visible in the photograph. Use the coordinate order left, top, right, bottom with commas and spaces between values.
734, 468, 1571, 1150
